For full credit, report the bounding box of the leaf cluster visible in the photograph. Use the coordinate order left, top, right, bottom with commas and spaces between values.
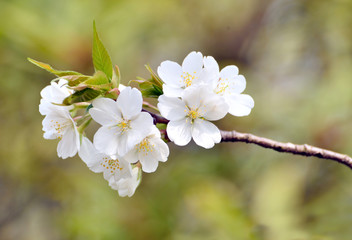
28, 21, 119, 105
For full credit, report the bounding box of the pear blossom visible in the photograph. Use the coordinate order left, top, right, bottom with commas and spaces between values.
158, 85, 228, 149
157, 51, 204, 97
124, 126, 169, 173
79, 137, 132, 181
89, 87, 154, 157
39, 79, 73, 115
108, 167, 141, 197
42, 108, 80, 159
203, 56, 254, 116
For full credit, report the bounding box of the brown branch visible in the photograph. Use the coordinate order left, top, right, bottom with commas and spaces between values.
221, 130, 352, 169
145, 111, 352, 170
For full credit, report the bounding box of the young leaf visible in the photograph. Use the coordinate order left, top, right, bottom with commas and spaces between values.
92, 21, 113, 81
145, 64, 163, 88
84, 71, 109, 86
139, 81, 163, 98
111, 65, 121, 88
65, 75, 90, 87
63, 88, 101, 105
28, 58, 81, 77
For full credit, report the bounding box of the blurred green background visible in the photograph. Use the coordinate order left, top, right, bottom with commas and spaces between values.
1, 0, 352, 239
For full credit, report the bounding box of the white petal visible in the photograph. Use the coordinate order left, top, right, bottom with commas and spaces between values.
220, 65, 239, 77
181, 85, 205, 110
140, 156, 159, 173
93, 126, 119, 156
182, 51, 203, 74
109, 168, 140, 197
117, 87, 143, 120
157, 95, 187, 121
167, 119, 192, 146
139, 137, 169, 173
89, 108, 119, 126
199, 92, 229, 121
78, 137, 96, 166
192, 120, 221, 149
90, 98, 121, 124
40, 80, 71, 104
149, 137, 169, 163
57, 127, 79, 158
162, 84, 184, 98
226, 94, 254, 117
130, 112, 154, 136
157, 61, 183, 87
200, 56, 220, 85
124, 149, 139, 164
221, 74, 246, 95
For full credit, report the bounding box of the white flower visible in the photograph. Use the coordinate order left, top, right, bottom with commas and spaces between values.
203, 56, 254, 117
108, 167, 141, 197
42, 108, 80, 159
124, 126, 169, 173
39, 79, 73, 115
158, 85, 228, 149
79, 137, 132, 181
157, 51, 204, 97
89, 87, 154, 156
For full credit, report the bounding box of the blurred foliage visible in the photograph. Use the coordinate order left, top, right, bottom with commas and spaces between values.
1, 0, 352, 239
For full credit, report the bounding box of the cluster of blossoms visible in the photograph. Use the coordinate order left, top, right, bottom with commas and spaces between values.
37, 51, 254, 197
158, 51, 254, 148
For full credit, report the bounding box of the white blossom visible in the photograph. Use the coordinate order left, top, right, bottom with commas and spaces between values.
42, 108, 80, 159
157, 51, 204, 97
124, 126, 169, 173
89, 87, 154, 157
39, 79, 73, 115
108, 167, 141, 197
158, 85, 228, 149
203, 56, 254, 116
79, 137, 132, 181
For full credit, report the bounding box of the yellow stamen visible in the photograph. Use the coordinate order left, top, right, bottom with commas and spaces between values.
180, 72, 197, 87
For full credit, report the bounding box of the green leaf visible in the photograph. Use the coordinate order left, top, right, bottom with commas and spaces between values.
63, 88, 101, 105
85, 71, 109, 86
64, 75, 90, 87
92, 21, 113, 81
28, 58, 82, 77
139, 81, 163, 98
111, 65, 121, 88
145, 64, 163, 88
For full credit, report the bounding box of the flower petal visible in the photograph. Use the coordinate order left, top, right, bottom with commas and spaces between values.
182, 51, 203, 74
89, 108, 119, 126
167, 119, 192, 146
162, 84, 184, 98
220, 65, 239, 77
158, 95, 187, 121
226, 94, 254, 117
157, 60, 183, 87
117, 87, 143, 120
192, 120, 221, 149
200, 92, 229, 121
93, 126, 119, 156
200, 56, 220, 86
90, 98, 121, 125
78, 136, 96, 166
57, 127, 79, 158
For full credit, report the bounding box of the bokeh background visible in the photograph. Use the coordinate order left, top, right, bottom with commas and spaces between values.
1, 0, 352, 239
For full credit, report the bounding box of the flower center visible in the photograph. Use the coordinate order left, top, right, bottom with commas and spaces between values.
137, 138, 154, 155
101, 157, 123, 173
186, 107, 201, 123
215, 78, 229, 95
181, 72, 196, 87
117, 119, 131, 134
50, 119, 71, 139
